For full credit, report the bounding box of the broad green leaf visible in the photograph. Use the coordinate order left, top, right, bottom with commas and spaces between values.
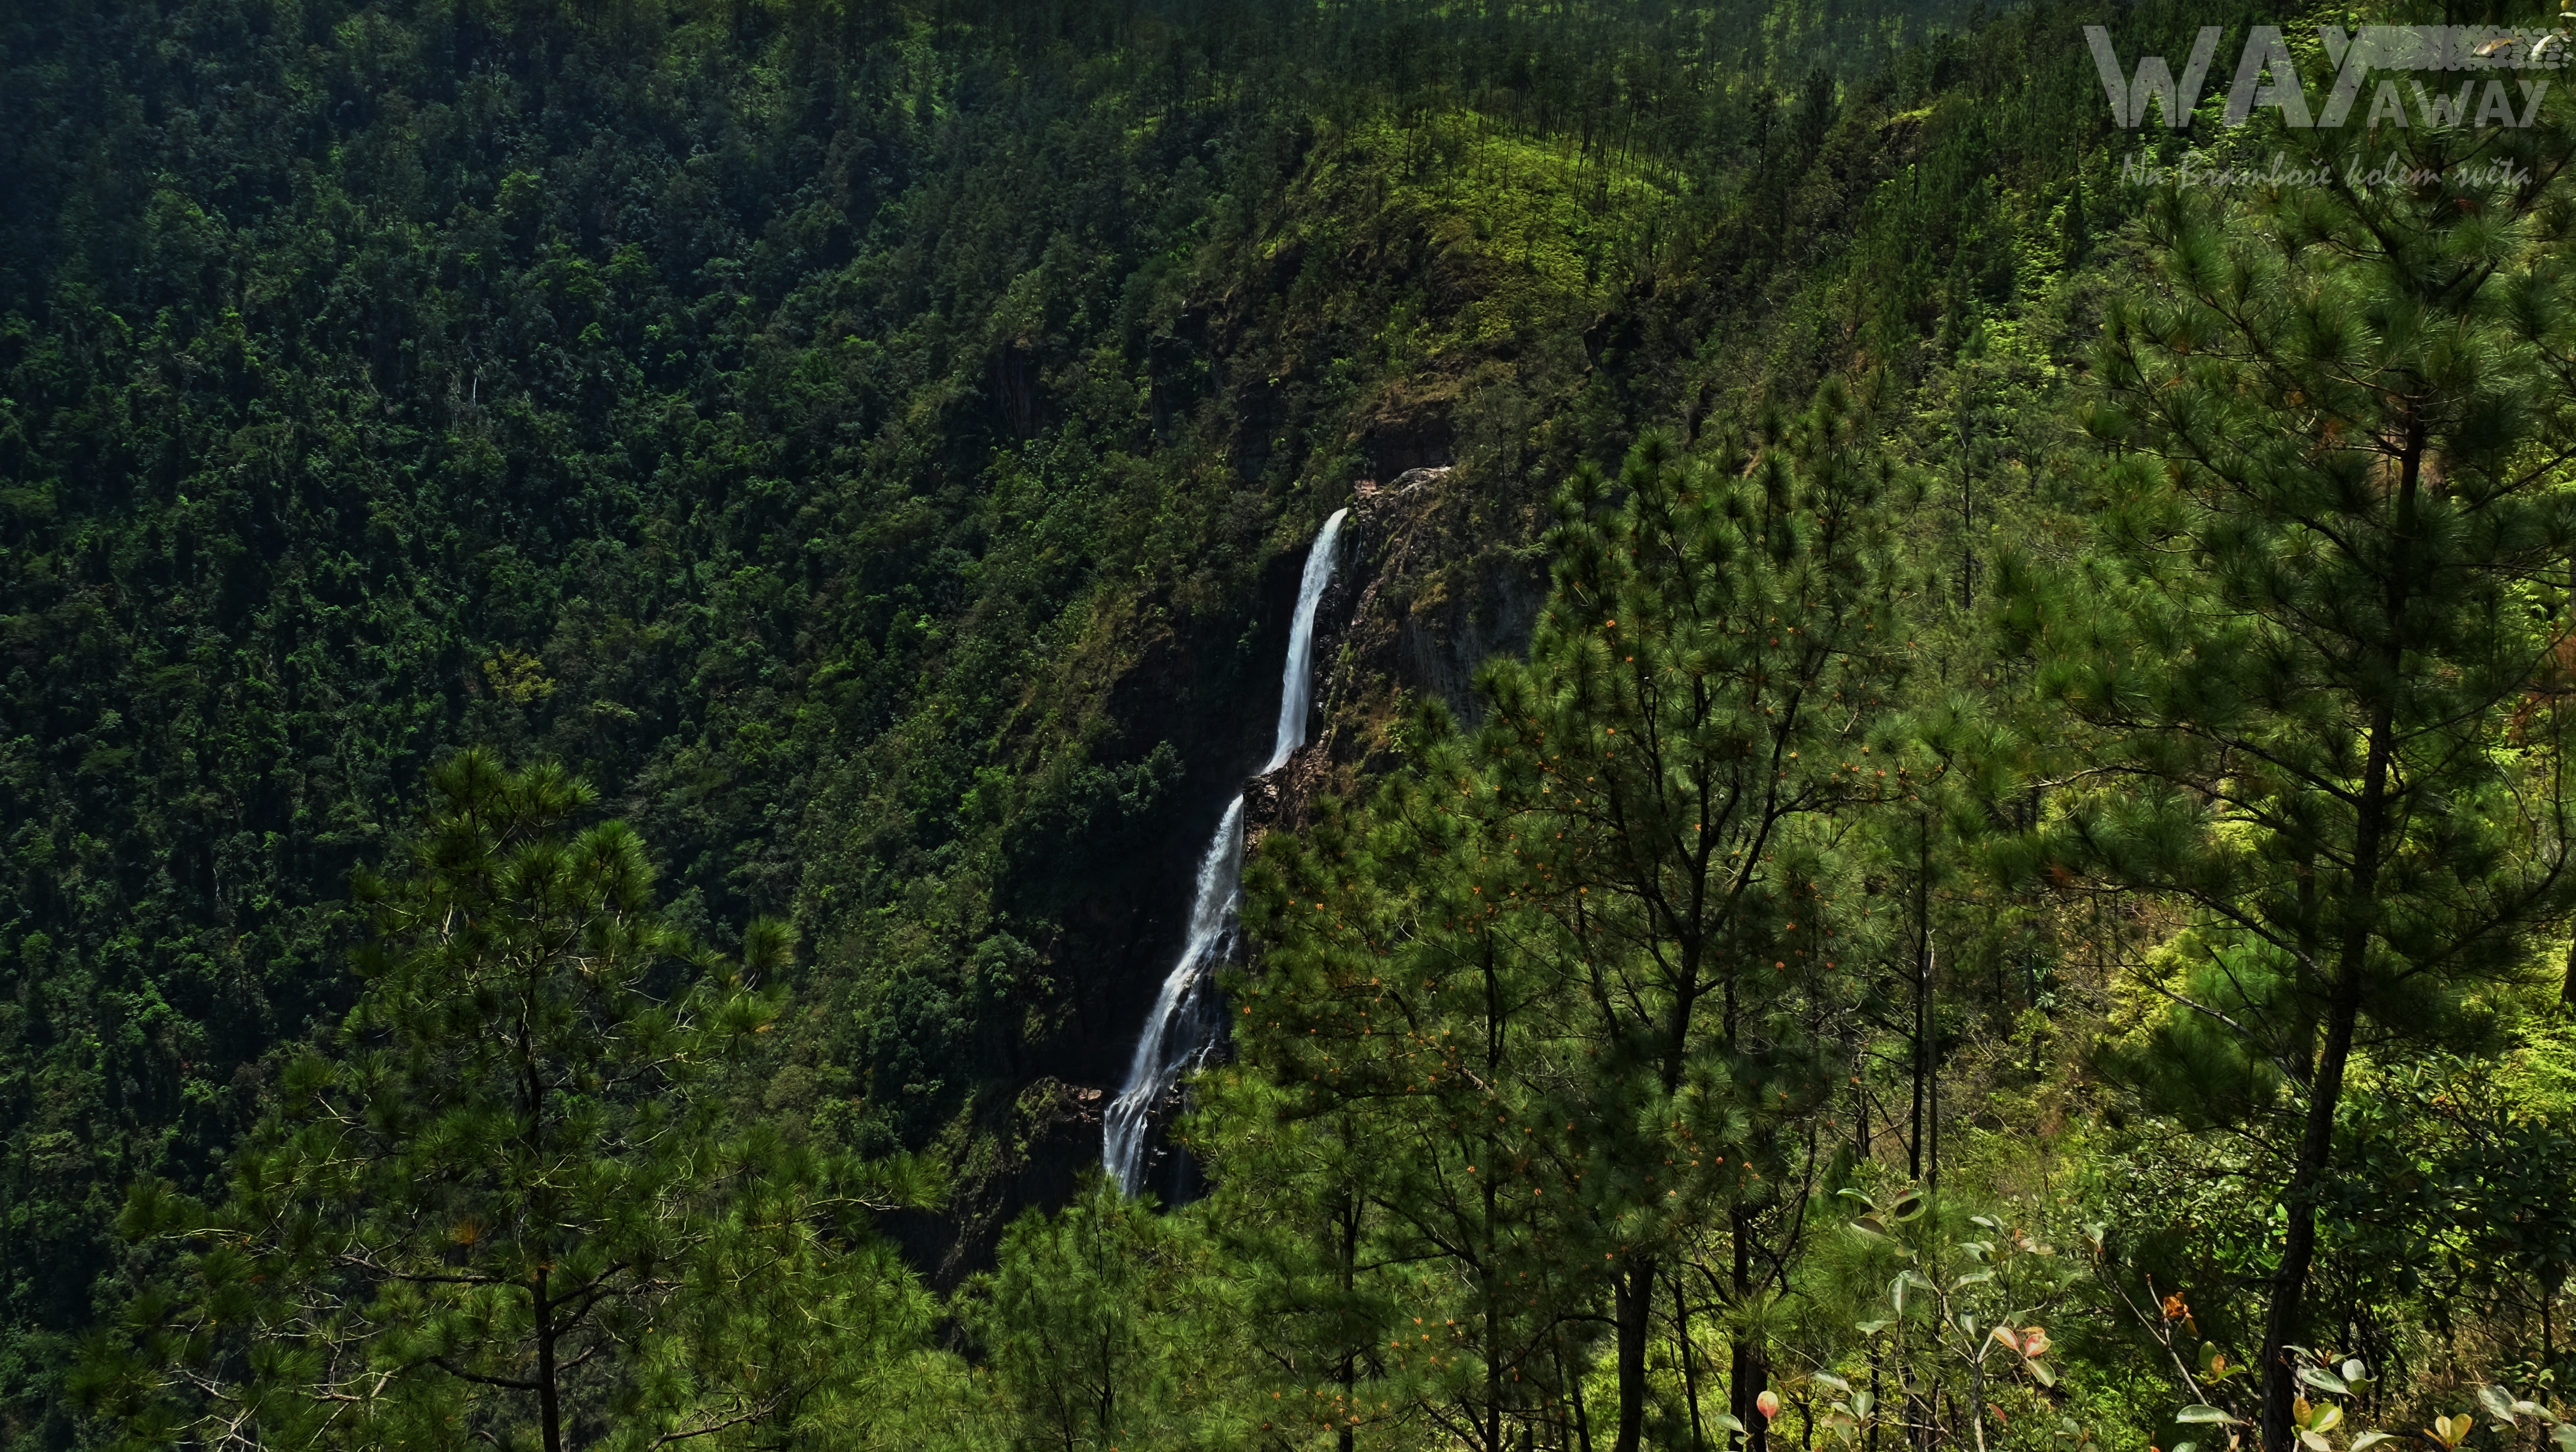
2177, 1405, 2240, 1425
1889, 1269, 1931, 1314
2300, 1366, 2350, 1395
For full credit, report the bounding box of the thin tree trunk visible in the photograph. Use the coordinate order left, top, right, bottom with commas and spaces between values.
1959, 390, 1974, 612
1867, 1346, 1883, 1452
1732, 1203, 1770, 1452
2257, 925, 2367, 1451
2554, 555, 2576, 1012
1675, 1270, 1707, 1451
521, 984, 561, 1452
1100, 1325, 1118, 1441
1910, 824, 1931, 1183
1559, 1329, 1596, 1452
1856, 1061, 1872, 1162
1927, 941, 1940, 1199
1732, 1337, 1771, 1452
1340, 1188, 1359, 1452
2262, 429, 2420, 1452
534, 1264, 563, 1452
1612, 1264, 1653, 1452
1485, 938, 1508, 1452
1487, 1199, 1502, 1452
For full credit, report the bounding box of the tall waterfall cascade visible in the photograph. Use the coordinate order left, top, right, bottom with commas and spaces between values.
1103, 508, 1349, 1196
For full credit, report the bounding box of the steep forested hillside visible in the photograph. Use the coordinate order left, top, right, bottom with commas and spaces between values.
8, 1, 2574, 1450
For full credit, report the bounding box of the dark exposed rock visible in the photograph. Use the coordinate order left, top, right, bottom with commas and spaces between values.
890, 1077, 1106, 1287
1245, 464, 1544, 847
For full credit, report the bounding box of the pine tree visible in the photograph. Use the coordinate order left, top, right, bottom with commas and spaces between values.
967, 1184, 1251, 1452
81, 751, 935, 1451
1474, 393, 1906, 1452
1223, 750, 1582, 1452
1232, 387, 1911, 1452
2006, 102, 2576, 1450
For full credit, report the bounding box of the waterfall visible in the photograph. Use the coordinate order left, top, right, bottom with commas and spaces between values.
1103, 508, 1349, 1196
1099, 796, 1243, 1196
1263, 508, 1349, 772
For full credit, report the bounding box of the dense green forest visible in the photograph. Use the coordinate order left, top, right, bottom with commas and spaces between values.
7, 0, 2576, 1448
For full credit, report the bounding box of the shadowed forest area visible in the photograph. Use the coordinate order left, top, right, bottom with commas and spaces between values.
5, 1, 2575, 1449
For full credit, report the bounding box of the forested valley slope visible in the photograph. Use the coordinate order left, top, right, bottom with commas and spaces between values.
5, 2, 2576, 1450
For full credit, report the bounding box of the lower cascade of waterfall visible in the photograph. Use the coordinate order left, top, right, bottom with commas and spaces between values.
1103, 507, 1348, 1196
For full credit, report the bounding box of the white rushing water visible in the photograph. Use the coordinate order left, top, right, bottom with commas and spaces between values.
1262, 508, 1349, 772
1103, 508, 1349, 1196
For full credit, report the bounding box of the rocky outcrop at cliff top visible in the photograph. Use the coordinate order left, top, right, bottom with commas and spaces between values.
1245, 465, 1544, 846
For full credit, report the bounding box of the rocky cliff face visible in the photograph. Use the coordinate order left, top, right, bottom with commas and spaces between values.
1246, 465, 1545, 845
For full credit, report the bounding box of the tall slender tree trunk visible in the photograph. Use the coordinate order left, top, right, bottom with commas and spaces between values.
1339, 1189, 1359, 1452
1558, 1329, 1596, 1452
2261, 435, 2420, 1452
521, 988, 562, 1452
1867, 1347, 1884, 1452
1486, 1167, 1503, 1452
1674, 1270, 1707, 1451
2258, 961, 2364, 1450
1855, 1062, 1872, 1162
1958, 389, 1975, 612
1612, 1264, 1652, 1452
534, 1264, 563, 1452
1099, 1325, 1118, 1442
1485, 941, 1508, 1451
2568, 551, 2576, 1013
1731, 1340, 1771, 1452
1909, 825, 1931, 1183
1927, 941, 1940, 1199
1732, 1203, 1770, 1452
